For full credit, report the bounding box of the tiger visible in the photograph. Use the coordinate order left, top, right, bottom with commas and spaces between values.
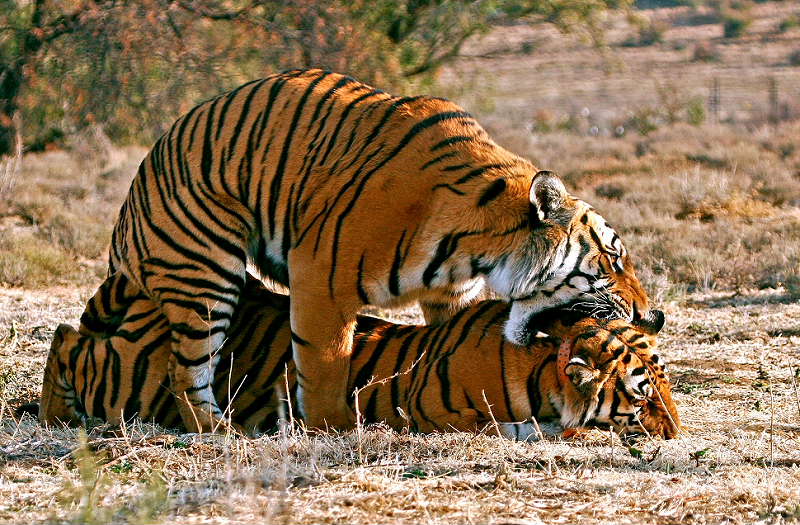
39, 273, 679, 439
108, 68, 650, 432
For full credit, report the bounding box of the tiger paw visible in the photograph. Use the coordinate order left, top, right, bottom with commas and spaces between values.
301, 405, 356, 431
562, 427, 590, 440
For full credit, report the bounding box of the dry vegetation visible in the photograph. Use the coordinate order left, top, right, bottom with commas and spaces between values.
1, 287, 799, 524
1, 2, 800, 523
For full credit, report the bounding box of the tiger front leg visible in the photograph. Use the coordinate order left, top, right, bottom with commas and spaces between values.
288, 285, 357, 430
419, 277, 486, 324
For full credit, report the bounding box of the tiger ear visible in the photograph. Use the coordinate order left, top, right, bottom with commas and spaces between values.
564, 356, 599, 394
529, 171, 568, 221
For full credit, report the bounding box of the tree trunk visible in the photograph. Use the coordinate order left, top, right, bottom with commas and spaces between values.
0, 63, 22, 156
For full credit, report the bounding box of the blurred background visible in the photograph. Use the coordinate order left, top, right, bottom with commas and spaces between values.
1, 0, 799, 300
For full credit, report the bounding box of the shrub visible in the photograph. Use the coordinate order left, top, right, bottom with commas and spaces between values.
531, 110, 556, 133
789, 49, 800, 67
687, 97, 706, 125
623, 20, 667, 47
692, 41, 721, 62
778, 15, 800, 33
0, 232, 80, 287
594, 183, 626, 200
626, 107, 661, 136
723, 13, 752, 38
639, 21, 667, 45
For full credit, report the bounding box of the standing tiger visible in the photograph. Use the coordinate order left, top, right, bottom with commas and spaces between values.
40, 274, 679, 439
109, 68, 649, 431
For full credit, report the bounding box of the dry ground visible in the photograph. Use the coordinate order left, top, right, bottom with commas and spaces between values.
1, 285, 799, 524
1, 2, 800, 523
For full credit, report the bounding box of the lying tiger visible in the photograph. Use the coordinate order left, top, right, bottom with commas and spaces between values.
39, 274, 680, 439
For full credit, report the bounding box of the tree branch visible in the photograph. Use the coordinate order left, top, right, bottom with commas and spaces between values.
175, 0, 254, 21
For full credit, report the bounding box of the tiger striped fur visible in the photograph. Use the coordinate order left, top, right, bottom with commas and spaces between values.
108, 68, 649, 431
40, 274, 678, 439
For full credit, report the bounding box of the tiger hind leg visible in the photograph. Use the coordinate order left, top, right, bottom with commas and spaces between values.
162, 300, 242, 433
140, 257, 246, 434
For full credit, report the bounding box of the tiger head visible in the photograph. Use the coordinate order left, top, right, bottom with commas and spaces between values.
482, 171, 649, 346
547, 310, 680, 438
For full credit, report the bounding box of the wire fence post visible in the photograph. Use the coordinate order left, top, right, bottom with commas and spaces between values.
708, 77, 720, 124
768, 76, 779, 126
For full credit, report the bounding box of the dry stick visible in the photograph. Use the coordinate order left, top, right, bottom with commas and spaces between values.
0, 395, 6, 430
608, 427, 615, 468
184, 391, 203, 435
201, 302, 229, 435
530, 413, 545, 441
216, 349, 248, 437
118, 408, 131, 451
351, 350, 427, 464
282, 364, 295, 432
769, 379, 775, 468
788, 363, 800, 419
481, 390, 502, 437
226, 353, 235, 423
647, 368, 682, 437
633, 411, 654, 441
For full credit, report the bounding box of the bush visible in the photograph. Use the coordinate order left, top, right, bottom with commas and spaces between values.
0, 232, 81, 287
687, 97, 706, 126
626, 107, 661, 136
639, 21, 667, 46
723, 13, 751, 38
790, 49, 800, 67
692, 41, 721, 62
623, 20, 667, 47
778, 15, 800, 33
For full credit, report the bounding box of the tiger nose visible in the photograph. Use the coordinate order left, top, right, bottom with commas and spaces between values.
632, 301, 655, 322
632, 302, 643, 321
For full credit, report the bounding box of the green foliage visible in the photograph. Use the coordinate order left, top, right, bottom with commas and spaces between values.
687, 96, 706, 126
627, 107, 661, 136
402, 466, 429, 479
779, 14, 800, 33
0, 0, 632, 150
689, 447, 710, 466
790, 49, 800, 67
623, 18, 666, 47
722, 12, 752, 38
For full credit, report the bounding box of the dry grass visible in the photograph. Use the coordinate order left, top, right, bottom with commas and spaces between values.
0, 140, 145, 288
2, 120, 799, 298
1, 3, 800, 522
437, 1, 800, 297
2, 286, 800, 524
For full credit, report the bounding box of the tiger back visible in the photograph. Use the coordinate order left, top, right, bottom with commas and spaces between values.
41, 275, 677, 438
